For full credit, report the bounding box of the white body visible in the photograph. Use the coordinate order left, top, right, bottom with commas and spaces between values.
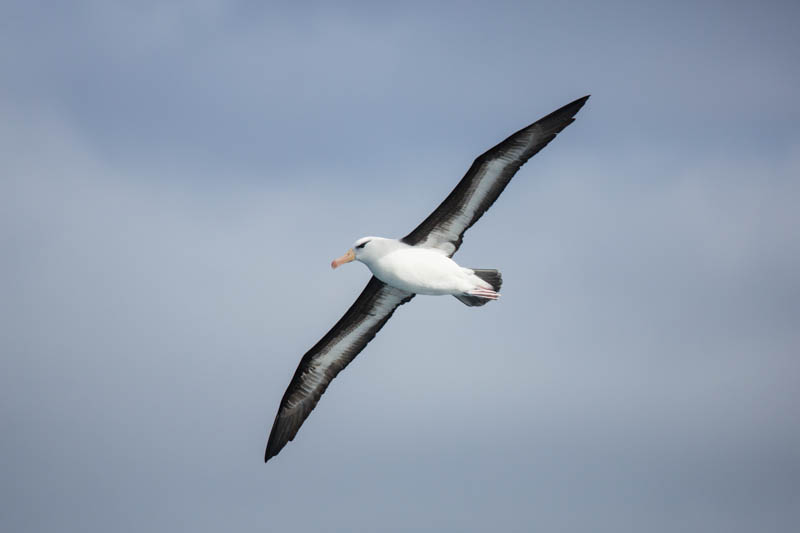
353, 237, 492, 296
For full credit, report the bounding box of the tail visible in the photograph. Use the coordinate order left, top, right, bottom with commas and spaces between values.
454, 269, 502, 307
472, 269, 502, 292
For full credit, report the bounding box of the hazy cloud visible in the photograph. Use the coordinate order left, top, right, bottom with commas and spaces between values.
2, 1, 799, 532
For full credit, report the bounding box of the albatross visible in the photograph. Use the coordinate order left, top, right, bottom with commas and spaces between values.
265, 95, 590, 462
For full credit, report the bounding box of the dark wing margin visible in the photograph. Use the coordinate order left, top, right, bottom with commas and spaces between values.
265, 277, 414, 462
402, 95, 590, 255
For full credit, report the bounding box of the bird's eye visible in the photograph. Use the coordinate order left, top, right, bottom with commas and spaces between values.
356, 241, 369, 249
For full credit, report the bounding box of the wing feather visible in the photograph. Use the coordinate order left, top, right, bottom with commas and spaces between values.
264, 277, 414, 462
402, 95, 589, 254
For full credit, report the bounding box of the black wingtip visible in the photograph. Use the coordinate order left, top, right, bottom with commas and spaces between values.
264, 431, 284, 463
264, 424, 282, 463
264, 445, 279, 463
560, 94, 590, 115
528, 94, 590, 136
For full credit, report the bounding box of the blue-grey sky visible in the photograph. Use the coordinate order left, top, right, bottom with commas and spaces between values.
2, 1, 799, 532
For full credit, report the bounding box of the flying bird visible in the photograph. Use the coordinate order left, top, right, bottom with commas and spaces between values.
265, 95, 590, 462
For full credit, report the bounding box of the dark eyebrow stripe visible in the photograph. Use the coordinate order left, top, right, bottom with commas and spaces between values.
355, 240, 370, 249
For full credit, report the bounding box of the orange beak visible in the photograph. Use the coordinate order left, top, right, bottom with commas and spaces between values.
331, 248, 355, 269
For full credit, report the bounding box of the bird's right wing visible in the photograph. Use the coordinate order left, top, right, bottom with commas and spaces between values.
265, 277, 414, 462
402, 96, 589, 255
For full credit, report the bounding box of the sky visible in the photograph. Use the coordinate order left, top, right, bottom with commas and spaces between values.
2, 1, 799, 531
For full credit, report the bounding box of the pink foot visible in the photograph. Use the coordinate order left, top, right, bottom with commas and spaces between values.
468, 287, 500, 300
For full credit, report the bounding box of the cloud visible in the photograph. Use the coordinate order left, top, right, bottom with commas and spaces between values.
2, 2, 799, 531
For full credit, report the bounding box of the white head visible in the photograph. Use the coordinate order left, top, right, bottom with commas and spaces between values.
331, 236, 396, 269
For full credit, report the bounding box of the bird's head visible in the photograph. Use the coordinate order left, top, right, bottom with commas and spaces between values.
331, 236, 385, 269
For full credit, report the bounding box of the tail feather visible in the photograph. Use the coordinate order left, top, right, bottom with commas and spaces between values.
454, 294, 492, 307
472, 269, 502, 292
454, 268, 502, 307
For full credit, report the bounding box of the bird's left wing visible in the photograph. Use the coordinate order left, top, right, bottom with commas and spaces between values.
265, 277, 414, 462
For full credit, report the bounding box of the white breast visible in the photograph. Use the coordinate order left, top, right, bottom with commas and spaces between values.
367, 247, 474, 295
